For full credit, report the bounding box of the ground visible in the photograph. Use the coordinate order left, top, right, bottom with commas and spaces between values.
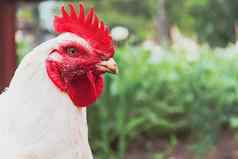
125, 129, 238, 159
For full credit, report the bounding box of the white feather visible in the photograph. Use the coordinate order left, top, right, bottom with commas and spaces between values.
47, 51, 63, 63
0, 33, 93, 159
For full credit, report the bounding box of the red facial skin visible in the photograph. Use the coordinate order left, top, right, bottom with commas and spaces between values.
46, 42, 108, 107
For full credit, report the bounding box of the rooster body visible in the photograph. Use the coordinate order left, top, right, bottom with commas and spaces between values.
0, 3, 117, 159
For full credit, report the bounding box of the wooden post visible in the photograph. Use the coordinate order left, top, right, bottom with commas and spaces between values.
156, 0, 171, 45
0, 3, 16, 91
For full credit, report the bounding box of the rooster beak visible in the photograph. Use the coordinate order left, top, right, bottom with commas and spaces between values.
97, 58, 119, 74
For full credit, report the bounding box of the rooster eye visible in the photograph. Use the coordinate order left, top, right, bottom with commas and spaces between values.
66, 47, 78, 57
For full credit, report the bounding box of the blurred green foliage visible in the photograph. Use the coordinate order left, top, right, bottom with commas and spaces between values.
88, 45, 238, 158
19, 0, 238, 48
71, 0, 238, 46
167, 0, 238, 47
16, 40, 31, 63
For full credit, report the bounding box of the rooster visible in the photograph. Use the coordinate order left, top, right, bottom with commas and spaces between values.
0, 3, 118, 159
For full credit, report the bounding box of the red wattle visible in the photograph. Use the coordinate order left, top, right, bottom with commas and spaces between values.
66, 72, 104, 107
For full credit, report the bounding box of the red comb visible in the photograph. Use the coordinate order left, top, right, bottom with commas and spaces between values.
54, 3, 115, 57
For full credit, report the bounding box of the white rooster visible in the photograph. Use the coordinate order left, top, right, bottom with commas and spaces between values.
0, 3, 118, 159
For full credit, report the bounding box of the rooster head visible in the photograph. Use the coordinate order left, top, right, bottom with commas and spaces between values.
46, 3, 118, 107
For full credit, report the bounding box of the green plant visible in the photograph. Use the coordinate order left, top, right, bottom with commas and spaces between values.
88, 45, 238, 158
152, 153, 166, 159
17, 40, 31, 63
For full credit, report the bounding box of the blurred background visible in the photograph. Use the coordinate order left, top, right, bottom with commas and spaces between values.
2, 0, 238, 158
